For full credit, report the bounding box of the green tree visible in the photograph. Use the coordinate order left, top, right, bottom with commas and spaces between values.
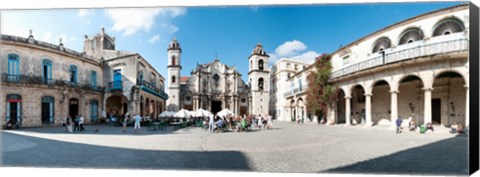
306, 54, 339, 123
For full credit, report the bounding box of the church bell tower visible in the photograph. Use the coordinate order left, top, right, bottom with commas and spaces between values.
167, 38, 182, 112
248, 43, 270, 116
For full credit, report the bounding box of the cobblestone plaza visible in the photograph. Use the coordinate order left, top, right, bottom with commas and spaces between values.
1, 122, 468, 175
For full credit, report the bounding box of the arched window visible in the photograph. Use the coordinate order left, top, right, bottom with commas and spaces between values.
171, 55, 176, 66
250, 60, 253, 70
432, 17, 465, 37
42, 59, 52, 84
172, 76, 176, 83
372, 37, 391, 53
258, 60, 264, 70
7, 54, 20, 81
70, 65, 78, 84
398, 27, 424, 45
258, 78, 264, 91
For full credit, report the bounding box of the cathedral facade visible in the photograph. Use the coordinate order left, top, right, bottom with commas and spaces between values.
166, 39, 270, 116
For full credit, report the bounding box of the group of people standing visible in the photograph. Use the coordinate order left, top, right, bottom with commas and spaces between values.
395, 115, 465, 134
63, 115, 85, 133
120, 113, 143, 134
204, 114, 273, 133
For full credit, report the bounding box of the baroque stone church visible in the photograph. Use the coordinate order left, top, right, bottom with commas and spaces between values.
166, 38, 270, 116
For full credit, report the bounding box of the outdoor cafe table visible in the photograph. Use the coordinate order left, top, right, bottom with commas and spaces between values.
169, 122, 183, 129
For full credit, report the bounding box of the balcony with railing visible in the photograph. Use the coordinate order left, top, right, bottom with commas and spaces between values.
137, 79, 169, 100
2, 73, 104, 92
108, 81, 123, 91
331, 34, 469, 79
284, 84, 308, 98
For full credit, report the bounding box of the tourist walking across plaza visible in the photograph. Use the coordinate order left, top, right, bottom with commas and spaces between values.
396, 116, 403, 134
209, 114, 214, 133
66, 116, 73, 133
79, 115, 85, 132
122, 115, 129, 133
134, 113, 142, 134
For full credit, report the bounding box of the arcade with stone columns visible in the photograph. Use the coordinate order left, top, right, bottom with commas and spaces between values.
326, 4, 469, 128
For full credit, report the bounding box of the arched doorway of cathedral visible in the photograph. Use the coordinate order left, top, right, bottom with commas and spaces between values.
372, 80, 391, 125
398, 75, 424, 125
432, 71, 466, 127
106, 95, 128, 118
211, 99, 222, 115
351, 85, 366, 125
336, 89, 346, 124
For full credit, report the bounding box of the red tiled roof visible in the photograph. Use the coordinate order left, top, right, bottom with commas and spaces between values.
180, 76, 189, 82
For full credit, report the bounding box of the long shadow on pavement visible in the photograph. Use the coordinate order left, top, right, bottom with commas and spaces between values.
1, 132, 252, 171
6, 124, 206, 136
323, 135, 468, 176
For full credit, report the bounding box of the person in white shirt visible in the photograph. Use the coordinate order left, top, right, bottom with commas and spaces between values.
79, 115, 85, 131
209, 115, 214, 133
134, 113, 142, 134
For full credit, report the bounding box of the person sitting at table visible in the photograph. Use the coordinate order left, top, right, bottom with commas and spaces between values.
450, 122, 459, 134
426, 122, 434, 132
215, 118, 224, 133
408, 121, 416, 131
457, 123, 465, 134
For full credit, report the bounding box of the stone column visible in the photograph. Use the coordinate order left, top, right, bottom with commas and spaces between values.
365, 93, 372, 126
465, 85, 469, 127
345, 96, 351, 126
390, 90, 398, 125
423, 88, 432, 125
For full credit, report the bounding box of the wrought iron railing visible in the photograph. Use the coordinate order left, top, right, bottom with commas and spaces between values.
108, 81, 123, 91
284, 84, 309, 97
331, 36, 469, 79
137, 79, 168, 99
2, 73, 104, 92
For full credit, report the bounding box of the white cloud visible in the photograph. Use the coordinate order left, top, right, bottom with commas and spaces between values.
41, 32, 76, 46
274, 40, 307, 56
290, 51, 319, 64
269, 40, 319, 64
42, 32, 52, 43
148, 34, 160, 43
58, 33, 77, 46
77, 9, 94, 17
105, 7, 186, 37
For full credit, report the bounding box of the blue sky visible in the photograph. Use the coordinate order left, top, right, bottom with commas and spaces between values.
1, 1, 464, 82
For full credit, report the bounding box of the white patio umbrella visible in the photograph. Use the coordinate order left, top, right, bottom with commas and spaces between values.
217, 108, 235, 118
193, 108, 213, 117
173, 109, 192, 118
159, 111, 175, 117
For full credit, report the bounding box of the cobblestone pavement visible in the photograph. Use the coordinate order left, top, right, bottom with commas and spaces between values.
1, 122, 468, 175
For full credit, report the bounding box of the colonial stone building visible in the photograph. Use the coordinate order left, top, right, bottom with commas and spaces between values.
1, 28, 168, 128
84, 28, 168, 119
166, 39, 270, 116
325, 4, 470, 128
1, 32, 104, 127
269, 58, 311, 121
